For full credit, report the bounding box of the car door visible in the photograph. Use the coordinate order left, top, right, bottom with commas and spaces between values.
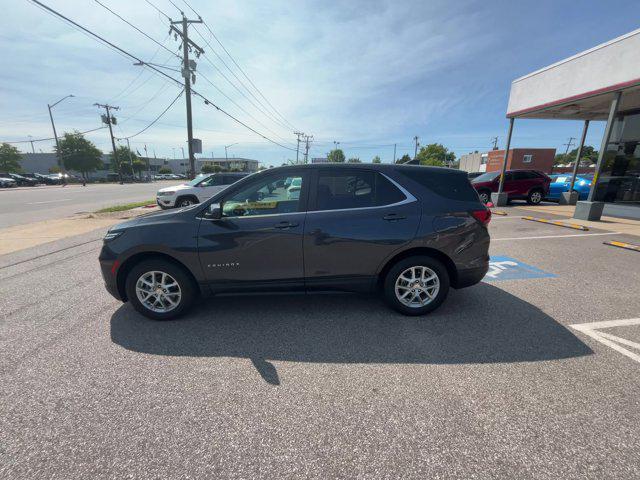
197, 170, 310, 292
303, 168, 420, 292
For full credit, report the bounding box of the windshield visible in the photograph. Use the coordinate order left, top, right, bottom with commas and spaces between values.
186, 174, 211, 187
472, 172, 500, 183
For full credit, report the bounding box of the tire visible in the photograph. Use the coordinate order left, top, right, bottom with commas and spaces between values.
175, 196, 198, 208
125, 258, 196, 320
477, 190, 491, 204
526, 188, 543, 205
383, 256, 450, 316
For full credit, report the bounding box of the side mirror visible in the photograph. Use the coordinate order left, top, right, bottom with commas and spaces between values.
206, 202, 222, 220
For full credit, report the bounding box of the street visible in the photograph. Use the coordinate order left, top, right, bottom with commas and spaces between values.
0, 181, 176, 228
1, 208, 639, 479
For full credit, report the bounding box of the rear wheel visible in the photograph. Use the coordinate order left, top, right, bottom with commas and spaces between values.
477, 190, 491, 204
125, 259, 196, 320
527, 188, 543, 205
383, 256, 450, 316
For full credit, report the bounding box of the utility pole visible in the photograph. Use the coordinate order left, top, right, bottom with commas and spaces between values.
94, 103, 121, 183
393, 143, 397, 164
144, 144, 150, 180
303, 134, 313, 164
125, 138, 135, 177
294, 131, 304, 164
563, 137, 576, 157
47, 94, 74, 167
333, 140, 340, 151
170, 14, 203, 179
28, 136, 35, 154
491, 136, 498, 150
413, 136, 419, 159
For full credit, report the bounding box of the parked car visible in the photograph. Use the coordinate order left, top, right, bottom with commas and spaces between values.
0, 176, 17, 188
467, 172, 484, 179
156, 172, 249, 208
100, 164, 490, 320
33, 173, 62, 185
0, 172, 38, 186
545, 174, 591, 201
287, 177, 302, 199
471, 170, 551, 204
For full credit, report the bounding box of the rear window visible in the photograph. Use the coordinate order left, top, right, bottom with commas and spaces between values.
472, 172, 500, 183
403, 169, 480, 201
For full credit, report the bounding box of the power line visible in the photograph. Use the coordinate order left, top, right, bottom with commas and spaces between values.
3, 126, 107, 144
27, 0, 298, 153
144, 0, 171, 20
116, 88, 184, 139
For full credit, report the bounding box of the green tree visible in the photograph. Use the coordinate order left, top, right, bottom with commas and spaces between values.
415, 143, 456, 167
396, 154, 411, 164
372, 155, 381, 164
0, 143, 22, 172
554, 145, 598, 165
201, 164, 222, 174
57, 132, 102, 178
109, 145, 140, 176
327, 149, 346, 163
347, 157, 361, 163
158, 166, 172, 174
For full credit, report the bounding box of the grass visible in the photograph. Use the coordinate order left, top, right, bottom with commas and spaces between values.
95, 200, 155, 213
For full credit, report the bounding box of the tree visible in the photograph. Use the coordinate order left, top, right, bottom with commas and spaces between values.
327, 148, 346, 163
347, 157, 361, 163
57, 132, 102, 178
158, 166, 172, 174
0, 143, 22, 172
201, 164, 221, 174
396, 154, 411, 164
372, 155, 381, 164
415, 143, 456, 167
109, 145, 140, 176
554, 145, 598, 165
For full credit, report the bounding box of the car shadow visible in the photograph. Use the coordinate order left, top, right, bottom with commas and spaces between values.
110, 283, 593, 385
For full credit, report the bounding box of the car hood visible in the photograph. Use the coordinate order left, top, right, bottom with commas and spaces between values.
157, 183, 190, 193
109, 205, 195, 231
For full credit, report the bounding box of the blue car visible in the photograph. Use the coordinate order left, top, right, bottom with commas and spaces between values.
546, 174, 591, 201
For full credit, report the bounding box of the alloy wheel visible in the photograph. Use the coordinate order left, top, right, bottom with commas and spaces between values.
135, 271, 182, 313
394, 266, 440, 308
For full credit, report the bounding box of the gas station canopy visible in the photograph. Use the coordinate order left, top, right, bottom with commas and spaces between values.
507, 28, 640, 121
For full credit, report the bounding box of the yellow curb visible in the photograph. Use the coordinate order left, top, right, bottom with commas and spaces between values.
521, 216, 589, 231
492, 210, 508, 216
603, 240, 640, 252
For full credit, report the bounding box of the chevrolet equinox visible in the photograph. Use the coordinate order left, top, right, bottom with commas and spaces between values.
100, 164, 490, 320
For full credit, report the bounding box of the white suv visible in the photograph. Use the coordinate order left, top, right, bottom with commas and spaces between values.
156, 172, 249, 209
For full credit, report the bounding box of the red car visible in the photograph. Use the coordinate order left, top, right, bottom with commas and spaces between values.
471, 170, 551, 205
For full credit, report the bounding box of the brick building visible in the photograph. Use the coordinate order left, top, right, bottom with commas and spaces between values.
486, 148, 556, 173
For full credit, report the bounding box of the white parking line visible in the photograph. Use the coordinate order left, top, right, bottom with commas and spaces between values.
492, 232, 620, 241
570, 318, 640, 364
27, 199, 73, 205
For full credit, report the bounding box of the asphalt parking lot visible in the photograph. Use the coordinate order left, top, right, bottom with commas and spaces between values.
1, 207, 639, 479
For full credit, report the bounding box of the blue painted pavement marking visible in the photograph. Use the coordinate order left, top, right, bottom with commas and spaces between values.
484, 255, 556, 281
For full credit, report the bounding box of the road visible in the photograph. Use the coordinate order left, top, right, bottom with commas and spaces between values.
1, 208, 639, 479
0, 181, 177, 228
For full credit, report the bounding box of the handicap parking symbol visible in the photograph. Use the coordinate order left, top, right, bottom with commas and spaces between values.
484, 255, 556, 281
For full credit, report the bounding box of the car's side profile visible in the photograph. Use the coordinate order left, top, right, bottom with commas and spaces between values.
100, 164, 490, 320
546, 174, 591, 201
156, 172, 248, 208
471, 169, 551, 204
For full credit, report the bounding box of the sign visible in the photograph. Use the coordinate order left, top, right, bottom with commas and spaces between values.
484, 255, 556, 281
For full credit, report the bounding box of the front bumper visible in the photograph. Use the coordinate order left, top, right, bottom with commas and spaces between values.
99, 246, 123, 301
156, 196, 176, 208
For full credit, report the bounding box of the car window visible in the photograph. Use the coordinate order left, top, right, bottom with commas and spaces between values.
316, 170, 405, 211
401, 168, 479, 201
198, 175, 225, 187
222, 173, 304, 217
554, 176, 570, 183
471, 171, 500, 183
513, 171, 531, 180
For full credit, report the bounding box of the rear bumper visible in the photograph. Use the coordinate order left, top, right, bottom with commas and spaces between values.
453, 263, 489, 289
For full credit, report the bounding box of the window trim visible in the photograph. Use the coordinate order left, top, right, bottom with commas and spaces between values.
307, 170, 416, 214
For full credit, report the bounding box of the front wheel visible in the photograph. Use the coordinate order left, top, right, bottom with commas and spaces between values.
125, 259, 196, 320
383, 256, 450, 316
527, 189, 543, 205
176, 196, 198, 208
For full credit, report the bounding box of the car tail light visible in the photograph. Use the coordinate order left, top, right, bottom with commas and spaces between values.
471, 209, 491, 225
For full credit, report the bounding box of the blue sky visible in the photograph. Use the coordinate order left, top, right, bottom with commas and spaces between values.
1, 0, 639, 167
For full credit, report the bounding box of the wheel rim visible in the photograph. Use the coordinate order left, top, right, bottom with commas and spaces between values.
180, 199, 193, 207
135, 271, 182, 313
530, 191, 541, 203
395, 266, 440, 308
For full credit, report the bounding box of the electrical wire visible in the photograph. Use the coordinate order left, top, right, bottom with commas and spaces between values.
3, 126, 107, 144
116, 88, 185, 139
144, 0, 171, 21
28, 0, 299, 152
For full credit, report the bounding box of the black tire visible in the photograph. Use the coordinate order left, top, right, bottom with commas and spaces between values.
125, 258, 197, 320
175, 196, 199, 208
526, 188, 543, 205
383, 256, 450, 316
477, 190, 491, 204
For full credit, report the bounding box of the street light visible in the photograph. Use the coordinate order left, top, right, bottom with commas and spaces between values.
225, 142, 239, 160
47, 94, 74, 167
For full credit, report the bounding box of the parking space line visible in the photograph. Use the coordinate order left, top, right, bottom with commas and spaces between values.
522, 216, 589, 231
603, 240, 640, 252
492, 232, 620, 241
27, 199, 73, 205
569, 319, 640, 364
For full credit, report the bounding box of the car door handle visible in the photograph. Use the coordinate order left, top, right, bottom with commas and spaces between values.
383, 213, 406, 221
274, 221, 299, 229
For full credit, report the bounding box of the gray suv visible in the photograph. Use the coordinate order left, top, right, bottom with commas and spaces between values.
100, 164, 490, 319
